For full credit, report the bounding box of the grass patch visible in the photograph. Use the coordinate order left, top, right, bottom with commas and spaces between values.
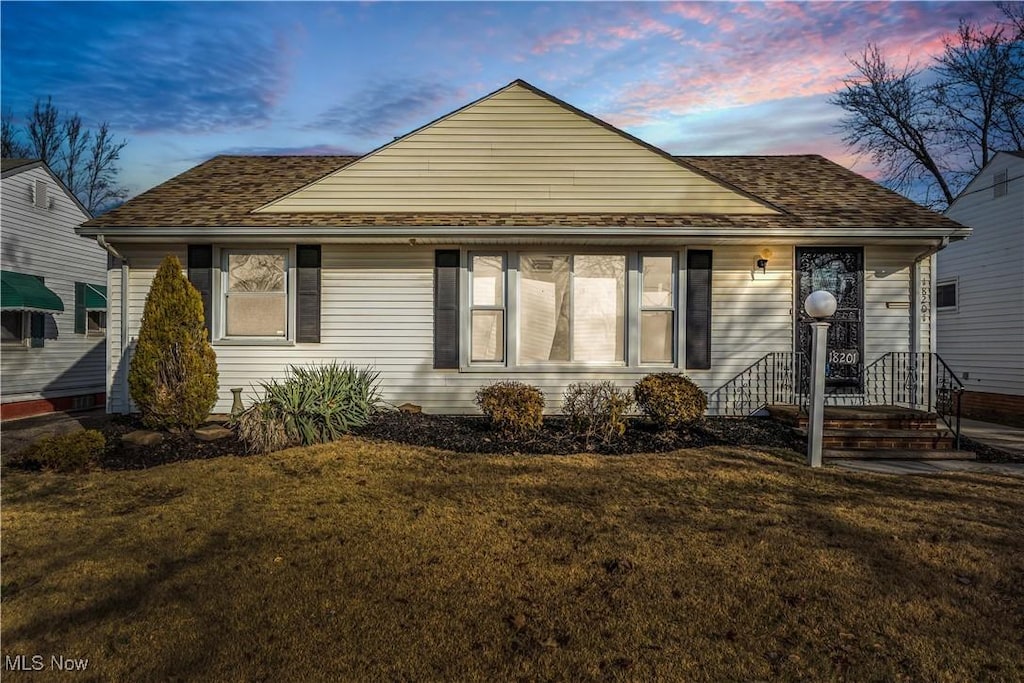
2, 440, 1022, 681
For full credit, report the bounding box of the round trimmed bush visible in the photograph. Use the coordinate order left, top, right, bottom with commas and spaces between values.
475, 381, 544, 437
634, 373, 707, 428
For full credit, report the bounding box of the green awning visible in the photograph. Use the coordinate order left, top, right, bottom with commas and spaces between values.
84, 283, 107, 310
1, 270, 64, 313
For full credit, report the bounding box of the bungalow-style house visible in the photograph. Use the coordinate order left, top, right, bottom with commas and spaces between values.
938, 151, 1024, 426
79, 80, 971, 421
1, 159, 108, 419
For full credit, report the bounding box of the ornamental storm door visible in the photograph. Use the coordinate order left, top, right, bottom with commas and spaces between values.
796, 247, 864, 393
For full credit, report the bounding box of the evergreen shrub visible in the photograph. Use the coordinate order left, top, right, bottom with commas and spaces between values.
128, 254, 218, 430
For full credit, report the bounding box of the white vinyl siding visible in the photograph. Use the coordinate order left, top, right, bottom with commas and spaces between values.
939, 153, 1024, 396
0, 166, 106, 404
258, 84, 777, 216
106, 242, 936, 415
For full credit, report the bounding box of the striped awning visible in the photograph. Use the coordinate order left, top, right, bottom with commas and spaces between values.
0, 270, 64, 313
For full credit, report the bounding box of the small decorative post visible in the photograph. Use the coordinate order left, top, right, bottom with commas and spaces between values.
804, 290, 837, 468
230, 387, 244, 416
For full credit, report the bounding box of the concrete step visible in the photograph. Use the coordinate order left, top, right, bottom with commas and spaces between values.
824, 448, 977, 461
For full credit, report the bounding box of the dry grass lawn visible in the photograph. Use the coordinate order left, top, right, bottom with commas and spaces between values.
2, 439, 1022, 681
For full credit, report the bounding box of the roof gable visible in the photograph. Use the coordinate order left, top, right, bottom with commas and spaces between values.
257, 81, 778, 216
947, 151, 1024, 210
1, 158, 91, 218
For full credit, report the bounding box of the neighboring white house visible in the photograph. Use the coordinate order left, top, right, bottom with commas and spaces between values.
78, 80, 971, 417
1, 159, 108, 419
938, 151, 1024, 425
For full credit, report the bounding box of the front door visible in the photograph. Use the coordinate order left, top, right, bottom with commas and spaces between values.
796, 247, 864, 393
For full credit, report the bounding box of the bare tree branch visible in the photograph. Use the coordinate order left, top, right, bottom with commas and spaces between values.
26, 97, 62, 165
1, 109, 31, 158
830, 45, 954, 208
3, 97, 129, 214
83, 122, 129, 213
831, 5, 1023, 209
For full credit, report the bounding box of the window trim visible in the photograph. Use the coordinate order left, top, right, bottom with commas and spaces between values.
638, 252, 678, 366
468, 252, 508, 364
936, 278, 958, 312
460, 248, 686, 372
216, 247, 294, 343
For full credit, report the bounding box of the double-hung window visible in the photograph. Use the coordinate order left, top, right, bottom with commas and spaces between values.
519, 253, 626, 364
470, 254, 506, 362
639, 254, 676, 364
222, 250, 288, 338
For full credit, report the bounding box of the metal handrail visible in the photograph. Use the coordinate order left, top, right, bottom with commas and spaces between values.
711, 351, 965, 450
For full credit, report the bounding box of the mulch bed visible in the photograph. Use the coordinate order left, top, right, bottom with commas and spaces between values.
4, 411, 804, 471
353, 412, 805, 456
7, 410, 1019, 470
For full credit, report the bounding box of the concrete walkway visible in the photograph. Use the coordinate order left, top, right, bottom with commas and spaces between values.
830, 458, 1024, 476
829, 417, 1024, 476
960, 418, 1024, 457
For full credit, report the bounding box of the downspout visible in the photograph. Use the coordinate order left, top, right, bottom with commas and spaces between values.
97, 235, 130, 414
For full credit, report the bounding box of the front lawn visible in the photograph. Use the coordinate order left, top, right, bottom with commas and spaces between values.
2, 440, 1022, 681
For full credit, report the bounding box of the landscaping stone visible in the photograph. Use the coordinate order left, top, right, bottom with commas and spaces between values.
123, 430, 164, 448
398, 403, 422, 414
195, 425, 233, 442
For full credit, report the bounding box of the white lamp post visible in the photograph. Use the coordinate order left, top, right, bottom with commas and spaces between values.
804, 290, 837, 468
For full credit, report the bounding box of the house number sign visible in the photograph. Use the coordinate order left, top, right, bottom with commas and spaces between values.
828, 349, 859, 365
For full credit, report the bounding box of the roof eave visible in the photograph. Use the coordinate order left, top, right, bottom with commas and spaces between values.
77, 224, 972, 241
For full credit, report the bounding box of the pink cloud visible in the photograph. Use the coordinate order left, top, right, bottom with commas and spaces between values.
529, 6, 686, 56
530, 26, 585, 55
605, 1, 997, 126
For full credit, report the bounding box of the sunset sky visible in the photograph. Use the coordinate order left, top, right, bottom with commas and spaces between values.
0, 1, 1003, 198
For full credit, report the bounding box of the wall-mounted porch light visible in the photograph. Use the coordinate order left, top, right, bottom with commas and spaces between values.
755, 248, 773, 273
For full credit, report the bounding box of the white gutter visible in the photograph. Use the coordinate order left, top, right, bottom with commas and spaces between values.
96, 235, 130, 414
77, 224, 975, 241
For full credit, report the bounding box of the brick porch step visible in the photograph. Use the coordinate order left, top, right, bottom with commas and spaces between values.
796, 428, 956, 450
768, 405, 937, 430
824, 448, 977, 461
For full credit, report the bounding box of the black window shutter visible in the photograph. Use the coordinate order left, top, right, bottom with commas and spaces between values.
187, 245, 213, 337
296, 245, 321, 343
434, 250, 460, 369
685, 250, 713, 370
74, 282, 87, 334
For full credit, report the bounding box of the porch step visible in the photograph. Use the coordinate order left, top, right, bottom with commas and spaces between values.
796, 428, 955, 450
768, 405, 938, 430
824, 448, 977, 461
